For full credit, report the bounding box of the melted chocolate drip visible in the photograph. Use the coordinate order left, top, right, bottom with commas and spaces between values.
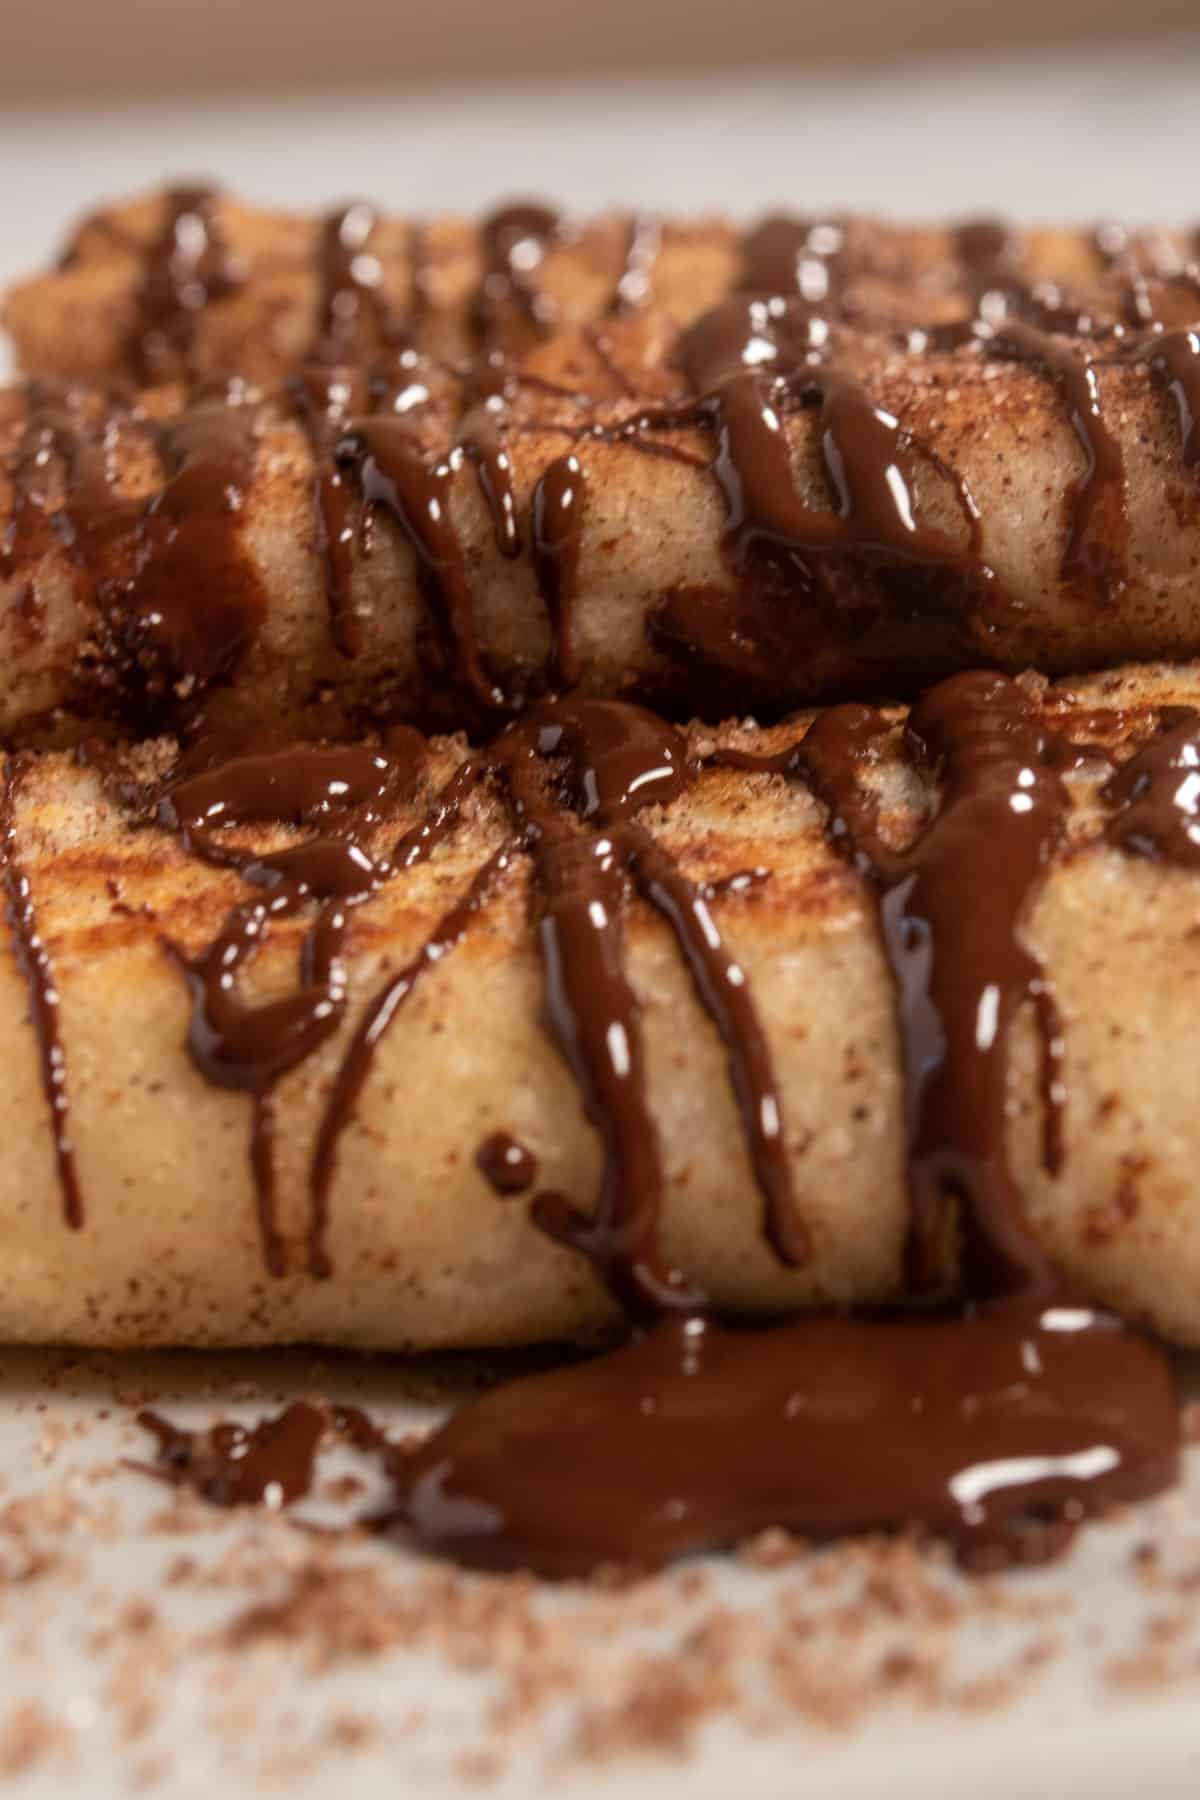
498, 699, 803, 1307
472, 203, 561, 343
289, 366, 371, 658
1116, 329, 1200, 468
137, 1402, 325, 1507
308, 838, 515, 1278
309, 698, 801, 1306
1106, 707, 1200, 865
610, 215, 662, 314
128, 185, 239, 384
954, 218, 1014, 279
336, 417, 508, 715
531, 454, 588, 688
952, 220, 1093, 335
130, 391, 264, 694
661, 296, 974, 573
399, 1301, 1178, 1577
799, 674, 1067, 1297
476, 1131, 538, 1195
160, 734, 423, 1272
0, 756, 82, 1228
7, 383, 266, 721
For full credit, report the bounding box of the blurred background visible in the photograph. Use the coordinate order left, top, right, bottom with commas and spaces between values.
0, 0, 1198, 297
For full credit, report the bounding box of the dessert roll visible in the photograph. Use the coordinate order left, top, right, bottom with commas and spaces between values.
5, 186, 1200, 387
3, 299, 1200, 742
1, 661, 1200, 1352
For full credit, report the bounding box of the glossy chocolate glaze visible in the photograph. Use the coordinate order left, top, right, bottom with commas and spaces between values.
128, 186, 240, 384
472, 203, 562, 343
800, 674, 1069, 1296
109, 676, 1187, 1577
6, 381, 265, 724
1117, 328, 1200, 468
289, 365, 371, 657
132, 389, 264, 693
739, 215, 845, 305
0, 755, 83, 1228
313, 203, 397, 362
390, 675, 1179, 1575
1106, 706, 1200, 865
625, 295, 978, 585
309, 697, 800, 1307
980, 321, 1125, 593
159, 732, 423, 1271
399, 1302, 1178, 1577
530, 453, 587, 689
458, 353, 523, 560
335, 415, 508, 714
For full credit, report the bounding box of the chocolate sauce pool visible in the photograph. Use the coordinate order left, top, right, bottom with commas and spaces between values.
32, 190, 1200, 1581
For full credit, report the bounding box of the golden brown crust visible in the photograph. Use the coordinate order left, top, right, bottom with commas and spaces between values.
2, 661, 1200, 1351
2, 317, 1200, 742
6, 189, 1200, 386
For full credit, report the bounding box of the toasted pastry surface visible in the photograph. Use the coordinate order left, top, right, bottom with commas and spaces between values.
1, 309, 1200, 742
1, 663, 1199, 1350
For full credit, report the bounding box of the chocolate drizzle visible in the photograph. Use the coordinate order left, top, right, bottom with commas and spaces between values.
393, 674, 1179, 1576
399, 1301, 1177, 1576
128, 185, 239, 384
476, 1132, 538, 1195
458, 355, 522, 560
5, 381, 266, 720
980, 322, 1125, 591
800, 674, 1068, 1297
472, 203, 562, 343
308, 698, 801, 1307
289, 366, 370, 657
159, 733, 423, 1272
0, 756, 82, 1228
531, 454, 587, 688
1106, 707, 1200, 865
1117, 329, 1200, 468
610, 215, 661, 314
739, 215, 845, 305
314, 203, 395, 361
307, 837, 514, 1278
104, 673, 1188, 1578
3, 383, 131, 611
335, 417, 507, 715
624, 296, 977, 582
131, 390, 264, 694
